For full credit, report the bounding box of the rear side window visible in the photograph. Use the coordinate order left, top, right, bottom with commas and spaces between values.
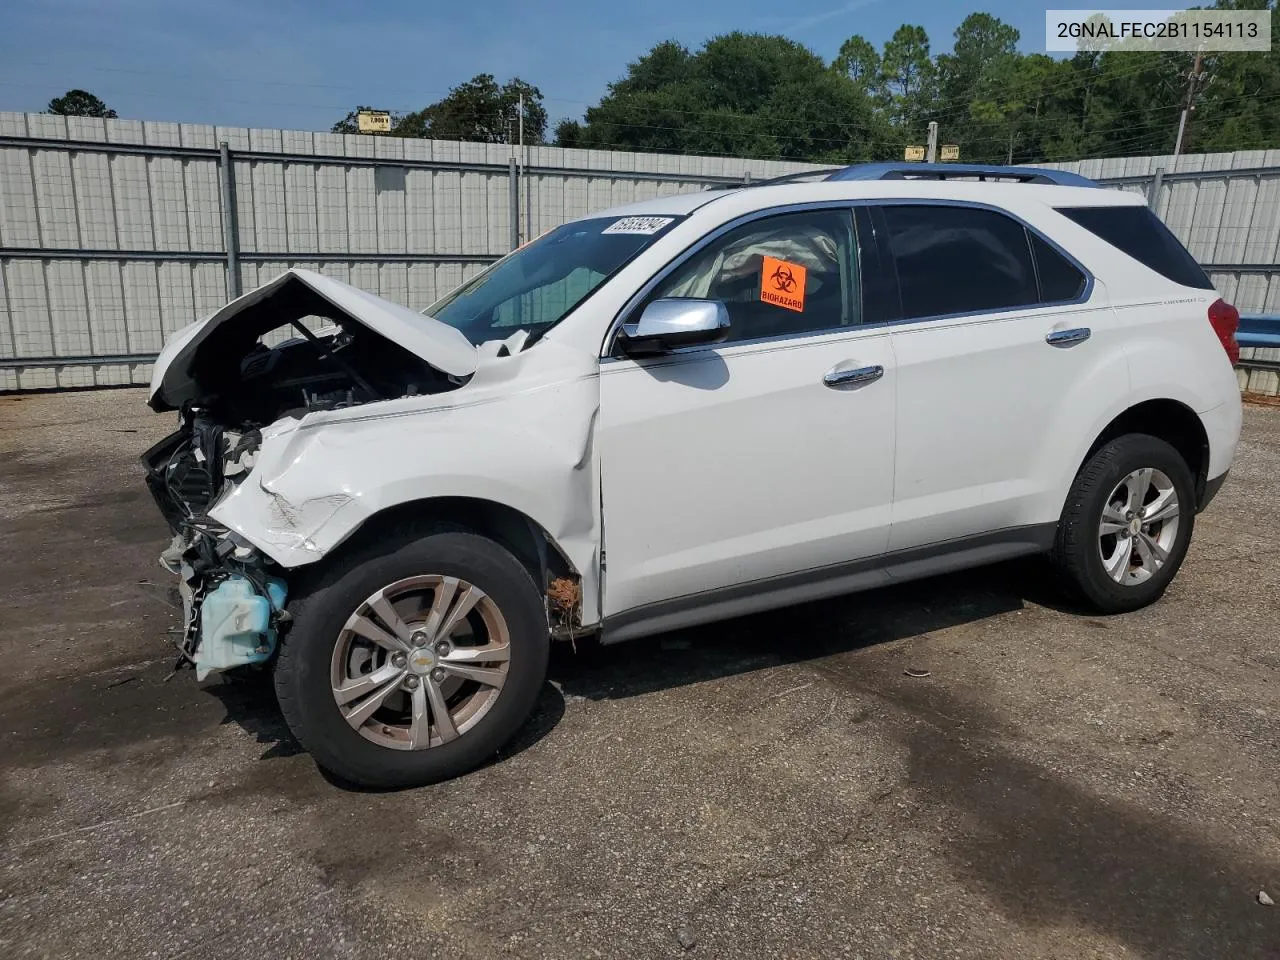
1056, 205, 1213, 289
880, 205, 1038, 320
1030, 232, 1087, 302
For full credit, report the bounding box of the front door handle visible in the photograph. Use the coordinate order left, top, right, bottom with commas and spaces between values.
823, 364, 884, 389
1046, 327, 1091, 347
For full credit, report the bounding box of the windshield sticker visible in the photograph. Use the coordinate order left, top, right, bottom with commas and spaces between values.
760, 256, 807, 312
602, 216, 675, 235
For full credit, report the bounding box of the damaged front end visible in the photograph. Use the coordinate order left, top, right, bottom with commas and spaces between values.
143, 269, 479, 678
143, 409, 290, 678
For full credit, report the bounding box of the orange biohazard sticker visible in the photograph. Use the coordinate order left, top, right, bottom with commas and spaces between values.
760, 256, 806, 312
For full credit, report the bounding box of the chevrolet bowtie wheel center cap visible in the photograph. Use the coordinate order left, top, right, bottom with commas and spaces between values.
407, 647, 437, 675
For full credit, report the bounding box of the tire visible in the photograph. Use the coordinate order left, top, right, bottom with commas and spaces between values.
274, 529, 550, 788
1052, 433, 1196, 614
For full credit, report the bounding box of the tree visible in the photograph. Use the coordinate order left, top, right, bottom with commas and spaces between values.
934, 14, 1022, 157
329, 0, 1280, 162
400, 75, 547, 144
880, 25, 934, 131
611, 40, 692, 96
952, 12, 1019, 68
554, 119, 584, 147
47, 89, 116, 118
967, 53, 1066, 162
565, 33, 888, 161
1169, 1, 1280, 153
833, 35, 881, 92
332, 77, 547, 143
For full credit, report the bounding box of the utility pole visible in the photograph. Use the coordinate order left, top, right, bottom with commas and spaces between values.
926, 120, 939, 163
1173, 49, 1209, 157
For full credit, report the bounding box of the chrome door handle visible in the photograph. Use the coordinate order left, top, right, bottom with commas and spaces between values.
1046, 327, 1091, 347
823, 364, 884, 389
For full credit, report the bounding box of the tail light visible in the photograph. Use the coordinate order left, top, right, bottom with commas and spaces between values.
1208, 298, 1240, 366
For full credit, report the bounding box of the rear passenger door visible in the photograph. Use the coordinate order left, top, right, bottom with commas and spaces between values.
868, 202, 1112, 552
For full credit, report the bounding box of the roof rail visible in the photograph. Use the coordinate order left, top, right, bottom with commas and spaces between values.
826, 162, 1099, 187
747, 168, 845, 187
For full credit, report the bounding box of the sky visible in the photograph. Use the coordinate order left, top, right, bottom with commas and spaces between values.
0, 0, 1197, 132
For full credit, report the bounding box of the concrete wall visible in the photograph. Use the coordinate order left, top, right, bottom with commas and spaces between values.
1, 110, 1277, 392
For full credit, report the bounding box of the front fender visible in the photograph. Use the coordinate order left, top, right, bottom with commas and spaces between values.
210, 375, 602, 622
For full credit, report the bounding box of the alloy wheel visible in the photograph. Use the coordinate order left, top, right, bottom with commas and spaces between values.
330, 575, 511, 750
1097, 467, 1181, 586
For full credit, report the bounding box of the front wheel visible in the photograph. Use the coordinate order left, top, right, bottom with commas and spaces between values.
1052, 434, 1196, 614
274, 530, 550, 788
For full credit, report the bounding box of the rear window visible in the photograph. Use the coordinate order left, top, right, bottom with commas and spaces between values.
1056, 205, 1212, 290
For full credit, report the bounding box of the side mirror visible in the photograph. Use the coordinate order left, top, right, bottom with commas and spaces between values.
619, 298, 731, 356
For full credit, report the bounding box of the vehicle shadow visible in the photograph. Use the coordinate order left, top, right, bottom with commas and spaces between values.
883, 680, 1279, 959
546, 558, 1280, 959
549, 556, 1066, 702
204, 668, 568, 792
201, 670, 305, 760
204, 557, 1064, 790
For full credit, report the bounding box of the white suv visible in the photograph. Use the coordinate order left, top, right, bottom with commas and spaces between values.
144, 163, 1243, 787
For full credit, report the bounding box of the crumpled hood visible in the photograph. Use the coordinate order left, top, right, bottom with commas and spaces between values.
148, 268, 477, 411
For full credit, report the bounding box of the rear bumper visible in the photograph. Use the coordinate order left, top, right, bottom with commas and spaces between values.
1200, 396, 1243, 481
1199, 470, 1228, 512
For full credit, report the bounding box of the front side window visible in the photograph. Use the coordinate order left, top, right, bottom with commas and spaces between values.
645, 209, 859, 344
427, 215, 681, 345
879, 205, 1038, 320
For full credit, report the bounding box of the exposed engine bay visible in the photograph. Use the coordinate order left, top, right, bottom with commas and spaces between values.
142, 271, 474, 677
153, 275, 465, 423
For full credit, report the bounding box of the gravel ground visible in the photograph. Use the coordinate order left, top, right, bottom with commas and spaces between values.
0, 387, 1277, 960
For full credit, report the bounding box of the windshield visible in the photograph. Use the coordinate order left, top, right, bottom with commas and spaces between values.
425, 215, 682, 345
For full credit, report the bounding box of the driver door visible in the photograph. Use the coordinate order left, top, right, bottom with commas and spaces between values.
596, 207, 897, 632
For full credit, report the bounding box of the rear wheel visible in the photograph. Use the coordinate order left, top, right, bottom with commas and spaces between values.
1052, 434, 1196, 613
274, 530, 549, 788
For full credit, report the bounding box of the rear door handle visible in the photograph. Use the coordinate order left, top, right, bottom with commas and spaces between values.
823, 364, 884, 389
1046, 327, 1091, 347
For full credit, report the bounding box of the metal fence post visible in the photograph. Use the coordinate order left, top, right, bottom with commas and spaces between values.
218, 142, 242, 299
509, 157, 520, 251
1147, 166, 1165, 211
524, 147, 533, 246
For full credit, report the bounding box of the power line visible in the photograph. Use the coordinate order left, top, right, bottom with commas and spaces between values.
1042, 95, 1280, 160
923, 54, 1182, 117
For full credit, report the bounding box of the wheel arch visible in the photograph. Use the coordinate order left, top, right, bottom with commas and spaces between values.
301, 496, 586, 636
1077, 398, 1210, 504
